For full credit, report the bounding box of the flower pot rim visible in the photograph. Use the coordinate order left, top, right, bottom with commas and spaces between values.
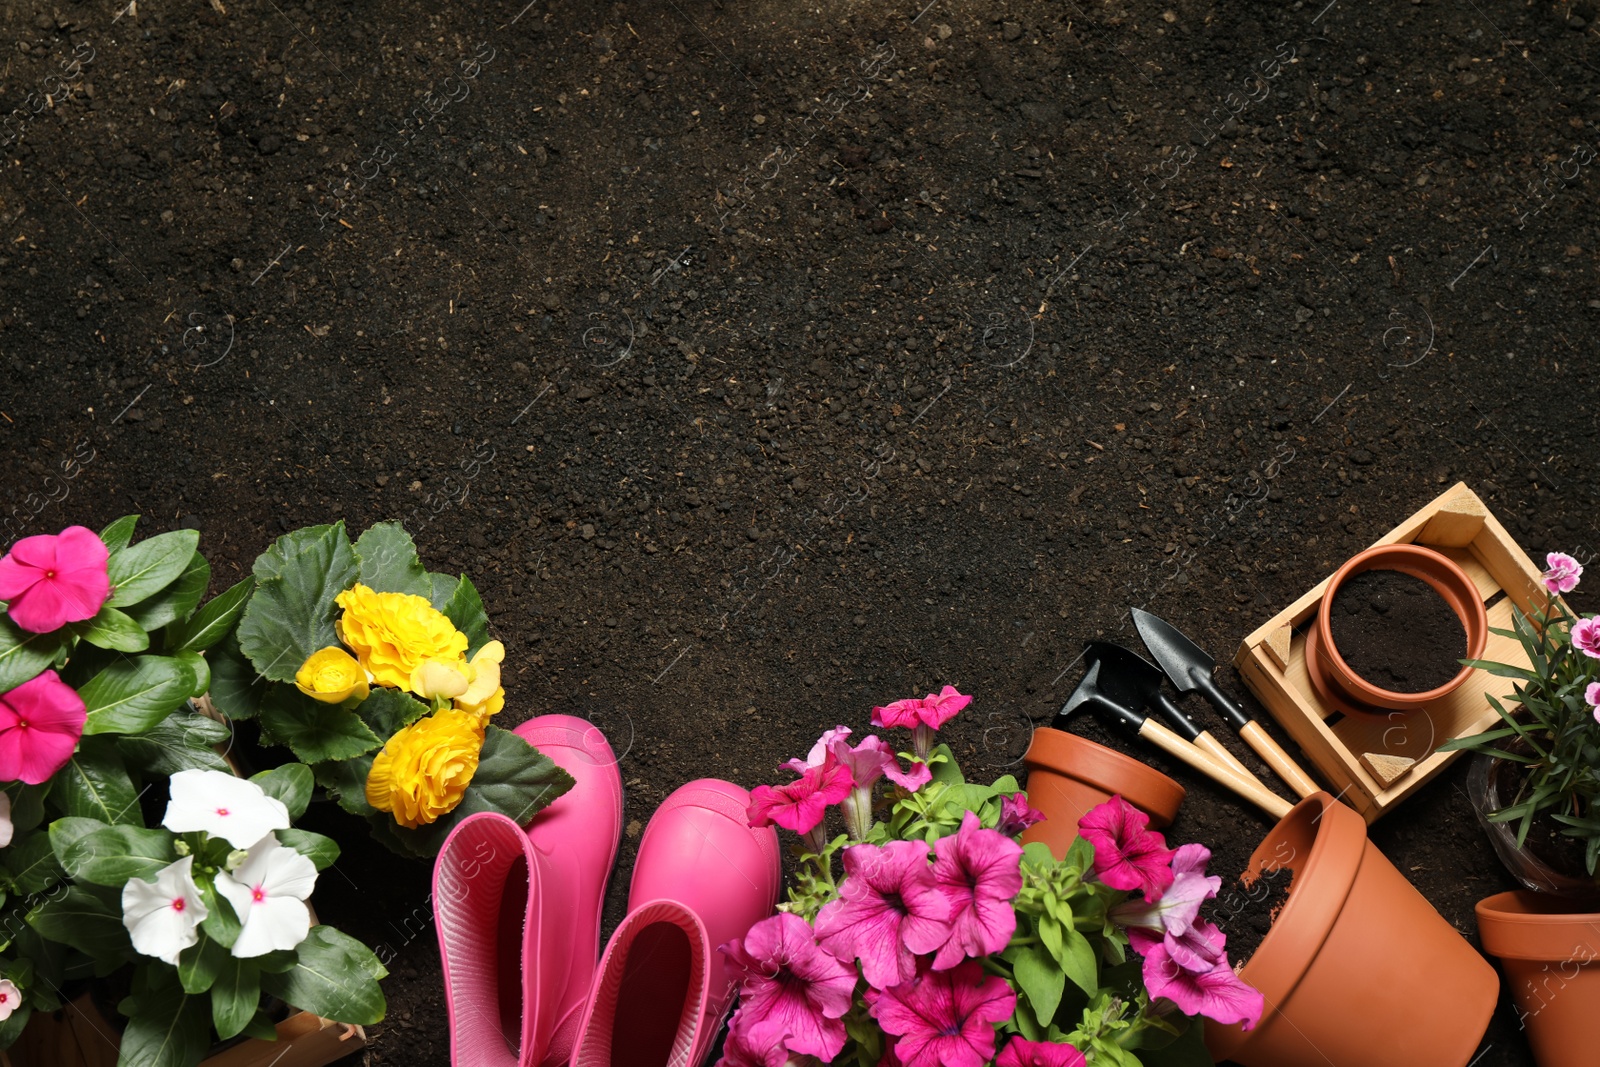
1021, 727, 1186, 828
1476, 890, 1600, 962
1313, 543, 1489, 711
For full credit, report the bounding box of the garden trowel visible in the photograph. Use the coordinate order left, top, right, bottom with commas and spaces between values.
1131, 607, 1321, 799
1054, 657, 1293, 820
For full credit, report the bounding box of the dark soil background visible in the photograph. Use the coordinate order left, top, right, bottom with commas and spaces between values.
3, 0, 1599, 1061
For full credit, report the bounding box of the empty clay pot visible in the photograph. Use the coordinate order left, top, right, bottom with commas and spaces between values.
1207, 792, 1499, 1067
1019, 727, 1185, 859
1476, 890, 1600, 1067
1306, 542, 1488, 715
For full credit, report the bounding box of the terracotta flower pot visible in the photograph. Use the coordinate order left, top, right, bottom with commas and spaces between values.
1207, 792, 1499, 1067
1019, 727, 1185, 859
1305, 542, 1488, 715
1476, 890, 1600, 1067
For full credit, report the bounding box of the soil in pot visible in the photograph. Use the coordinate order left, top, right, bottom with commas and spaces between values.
1330, 568, 1466, 692
1210, 865, 1294, 966
1485, 756, 1597, 887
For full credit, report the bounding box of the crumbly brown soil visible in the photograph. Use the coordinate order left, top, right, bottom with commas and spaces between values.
1332, 568, 1466, 692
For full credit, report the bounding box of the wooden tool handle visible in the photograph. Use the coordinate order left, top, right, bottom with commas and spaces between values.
1194, 730, 1267, 787
1138, 720, 1294, 820
1238, 721, 1320, 799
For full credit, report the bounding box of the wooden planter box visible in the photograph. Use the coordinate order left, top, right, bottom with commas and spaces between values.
1233, 482, 1545, 824
1, 995, 365, 1067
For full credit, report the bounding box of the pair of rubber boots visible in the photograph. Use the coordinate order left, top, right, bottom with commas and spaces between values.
432, 715, 780, 1067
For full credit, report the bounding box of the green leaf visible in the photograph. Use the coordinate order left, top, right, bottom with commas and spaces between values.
440, 575, 492, 655
120, 711, 233, 776
236, 523, 359, 682
258, 686, 381, 764
1011, 942, 1066, 1024
125, 551, 210, 633
57, 738, 143, 826
240, 1010, 279, 1040
4, 781, 48, 834
260, 925, 388, 1026
47, 815, 109, 858
0, 1004, 31, 1049
314, 757, 377, 818
354, 687, 430, 737
107, 529, 201, 608
1056, 922, 1100, 997
0, 618, 66, 695
434, 724, 573, 828
3, 833, 63, 894
166, 577, 252, 655
207, 632, 268, 721
277, 828, 340, 870
79, 656, 193, 736
211, 956, 261, 1040
117, 970, 212, 1067
99, 515, 139, 553
251, 764, 313, 821
176, 650, 210, 697
60, 825, 177, 887
200, 883, 243, 950
1138, 1018, 1212, 1067
425, 571, 457, 613
69, 604, 150, 652
355, 522, 431, 596
177, 923, 226, 995
27, 885, 133, 963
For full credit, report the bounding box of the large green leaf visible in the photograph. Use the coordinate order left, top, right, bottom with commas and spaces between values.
210, 956, 260, 1040
27, 885, 133, 964
79, 656, 193, 736
107, 530, 201, 608
60, 825, 178, 887
441, 575, 491, 655
207, 632, 268, 720
47, 816, 109, 858
355, 522, 431, 596
165, 577, 252, 655
314, 757, 377, 818
177, 923, 226, 994
125, 551, 210, 633
3, 781, 48, 834
258, 686, 381, 764
99, 514, 139, 553
120, 711, 233, 776
176, 650, 209, 697
69, 604, 150, 653
0, 619, 66, 695
199, 883, 242, 950
251, 764, 313, 820
1010, 942, 1065, 1024
57, 738, 143, 825
354, 688, 430, 737
277, 828, 339, 870
2, 833, 63, 894
260, 925, 387, 1025
236, 524, 359, 682
117, 970, 212, 1067
425, 571, 457, 614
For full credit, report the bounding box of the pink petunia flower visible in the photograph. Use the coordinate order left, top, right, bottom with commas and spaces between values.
833, 734, 933, 839
1571, 617, 1600, 660
814, 840, 952, 989
1111, 843, 1221, 940
1078, 796, 1175, 901
872, 686, 971, 759
866, 960, 1017, 1067
721, 912, 857, 1061
1130, 916, 1226, 974
748, 751, 854, 838
1587, 682, 1600, 726
0, 527, 111, 634
996, 792, 1046, 837
0, 670, 87, 784
717, 1008, 805, 1067
925, 811, 1023, 969
1140, 931, 1264, 1031
995, 1038, 1088, 1067
784, 725, 854, 775
1544, 552, 1583, 596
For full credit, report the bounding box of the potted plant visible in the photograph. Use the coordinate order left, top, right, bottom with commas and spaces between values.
1440, 551, 1600, 1064
205, 521, 573, 857
1019, 727, 1186, 859
0, 520, 386, 1066
719, 689, 1262, 1066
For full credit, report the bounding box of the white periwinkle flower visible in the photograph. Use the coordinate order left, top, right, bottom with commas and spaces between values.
122, 855, 209, 965
215, 834, 318, 958
0, 791, 13, 849
161, 769, 290, 849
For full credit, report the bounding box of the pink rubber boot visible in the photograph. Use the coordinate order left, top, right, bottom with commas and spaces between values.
433, 715, 624, 1067
571, 779, 780, 1067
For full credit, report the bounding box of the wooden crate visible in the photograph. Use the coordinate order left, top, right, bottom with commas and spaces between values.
1, 995, 366, 1067
1233, 482, 1545, 824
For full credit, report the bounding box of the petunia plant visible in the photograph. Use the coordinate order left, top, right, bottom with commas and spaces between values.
721, 689, 1263, 1067
209, 521, 572, 856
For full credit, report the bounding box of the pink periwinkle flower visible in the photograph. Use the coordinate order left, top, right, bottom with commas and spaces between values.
1078, 796, 1175, 901
1587, 682, 1600, 726
872, 686, 971, 758
926, 811, 1023, 969
1571, 617, 1600, 660
0, 670, 87, 784
866, 960, 1017, 1067
1110, 843, 1220, 940
748, 751, 853, 838
0, 527, 110, 634
814, 840, 952, 989
721, 912, 857, 1061
1139, 926, 1264, 1031
996, 792, 1046, 837
995, 1038, 1088, 1067
1544, 552, 1583, 596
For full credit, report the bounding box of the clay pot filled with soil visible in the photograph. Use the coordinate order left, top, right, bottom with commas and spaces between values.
1306, 543, 1488, 715
1476, 890, 1600, 1067
1019, 727, 1185, 859
1205, 792, 1499, 1067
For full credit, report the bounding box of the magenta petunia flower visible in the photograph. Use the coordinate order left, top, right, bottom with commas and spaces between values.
995, 1038, 1088, 1067
1140, 931, 1264, 1031
1130, 915, 1226, 974
996, 792, 1046, 837
866, 960, 1017, 1067
925, 811, 1023, 968
1588, 682, 1600, 725
1078, 796, 1175, 901
1111, 843, 1220, 940
815, 840, 952, 989
0, 670, 87, 784
1571, 617, 1600, 660
717, 1008, 796, 1067
784, 725, 854, 775
0, 527, 110, 634
748, 751, 854, 836
1544, 552, 1583, 595
721, 912, 857, 1060
872, 686, 972, 731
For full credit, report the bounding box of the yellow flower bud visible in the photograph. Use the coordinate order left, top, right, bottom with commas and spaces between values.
365, 710, 484, 829
294, 646, 371, 704
411, 659, 472, 700
334, 583, 469, 693
454, 640, 506, 725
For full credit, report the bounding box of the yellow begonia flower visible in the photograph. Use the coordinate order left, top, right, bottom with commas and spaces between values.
365, 709, 484, 829
334, 583, 469, 692
294, 647, 370, 704
454, 640, 506, 725
411, 659, 473, 701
